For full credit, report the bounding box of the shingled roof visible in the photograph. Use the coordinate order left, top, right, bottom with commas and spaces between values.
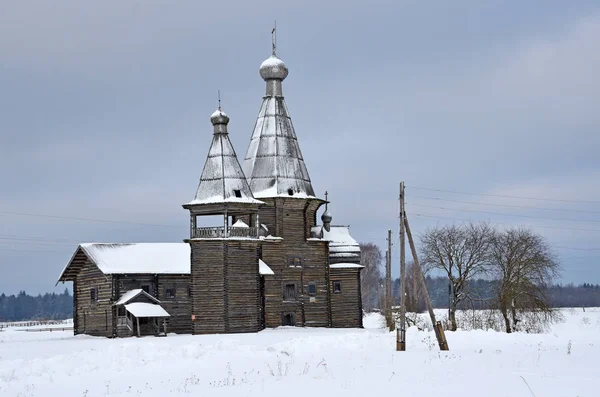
243, 54, 315, 199
188, 108, 262, 205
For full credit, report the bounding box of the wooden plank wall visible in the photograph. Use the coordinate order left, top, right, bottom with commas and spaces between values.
262, 239, 330, 328
73, 255, 114, 337
158, 275, 192, 334
190, 240, 261, 334
330, 268, 363, 328
190, 240, 226, 334
226, 241, 261, 333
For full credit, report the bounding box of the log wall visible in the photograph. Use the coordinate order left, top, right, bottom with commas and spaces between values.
158, 275, 192, 334
262, 239, 331, 328
189, 239, 261, 334
330, 268, 363, 328
73, 251, 114, 337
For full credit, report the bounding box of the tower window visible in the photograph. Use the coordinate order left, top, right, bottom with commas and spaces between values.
287, 188, 294, 196
283, 282, 297, 301
307, 282, 317, 295
233, 189, 242, 198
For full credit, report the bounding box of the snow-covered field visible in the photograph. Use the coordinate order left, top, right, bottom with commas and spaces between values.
1, 309, 599, 397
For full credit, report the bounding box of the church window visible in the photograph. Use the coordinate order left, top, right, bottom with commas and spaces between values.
307, 282, 317, 295
165, 287, 176, 299
287, 256, 303, 267
287, 188, 294, 196
283, 282, 297, 301
333, 281, 342, 294
233, 189, 242, 198
90, 287, 98, 303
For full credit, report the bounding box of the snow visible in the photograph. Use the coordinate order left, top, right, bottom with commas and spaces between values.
259, 259, 275, 275
231, 219, 249, 228
114, 289, 159, 306
124, 302, 170, 318
311, 226, 361, 260
76, 243, 191, 275
2, 308, 599, 396
329, 263, 364, 269
185, 195, 264, 206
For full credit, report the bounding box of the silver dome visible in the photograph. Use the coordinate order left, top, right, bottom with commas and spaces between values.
210, 108, 230, 125
321, 210, 332, 223
259, 55, 289, 81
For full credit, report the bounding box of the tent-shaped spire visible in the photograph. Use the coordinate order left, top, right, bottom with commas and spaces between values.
243, 49, 315, 199
187, 107, 262, 205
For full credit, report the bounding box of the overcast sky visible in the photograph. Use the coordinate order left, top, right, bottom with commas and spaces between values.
1, 0, 599, 295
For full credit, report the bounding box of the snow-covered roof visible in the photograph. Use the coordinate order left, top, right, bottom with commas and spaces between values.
310, 225, 361, 257
115, 289, 160, 306
330, 263, 364, 269
125, 302, 170, 318
243, 70, 316, 199
259, 259, 274, 275
187, 107, 263, 206
80, 243, 190, 275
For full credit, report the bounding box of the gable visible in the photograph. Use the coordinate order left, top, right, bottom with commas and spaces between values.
56, 247, 90, 284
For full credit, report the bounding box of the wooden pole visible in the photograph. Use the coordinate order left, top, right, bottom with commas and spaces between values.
404, 215, 449, 351
386, 229, 394, 331
397, 181, 406, 351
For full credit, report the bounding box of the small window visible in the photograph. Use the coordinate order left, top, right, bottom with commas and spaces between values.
287, 188, 294, 196
307, 282, 317, 295
333, 281, 342, 294
233, 189, 242, 198
283, 282, 297, 301
90, 287, 98, 302
165, 287, 176, 299
117, 306, 126, 317
287, 256, 303, 267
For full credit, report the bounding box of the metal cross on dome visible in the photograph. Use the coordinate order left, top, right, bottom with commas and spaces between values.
271, 21, 277, 56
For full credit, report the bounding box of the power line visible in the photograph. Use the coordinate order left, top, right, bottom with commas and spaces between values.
412, 212, 600, 233
411, 195, 600, 215
410, 203, 600, 224
409, 186, 600, 205
0, 211, 181, 228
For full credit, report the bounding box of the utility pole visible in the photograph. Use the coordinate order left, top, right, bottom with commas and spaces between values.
404, 215, 449, 351
397, 181, 406, 351
386, 229, 394, 330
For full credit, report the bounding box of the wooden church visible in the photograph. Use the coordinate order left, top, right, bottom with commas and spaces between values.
57, 42, 363, 337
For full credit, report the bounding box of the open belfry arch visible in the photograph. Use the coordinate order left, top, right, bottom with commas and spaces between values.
57, 29, 364, 337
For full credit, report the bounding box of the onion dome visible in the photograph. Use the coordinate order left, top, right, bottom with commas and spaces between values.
321, 210, 332, 224
210, 108, 230, 125
259, 55, 289, 81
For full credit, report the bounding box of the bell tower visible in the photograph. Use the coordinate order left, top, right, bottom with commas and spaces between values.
183, 105, 264, 334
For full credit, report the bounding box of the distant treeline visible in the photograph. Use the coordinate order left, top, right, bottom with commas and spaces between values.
0, 289, 72, 322
2, 280, 599, 322
391, 276, 600, 311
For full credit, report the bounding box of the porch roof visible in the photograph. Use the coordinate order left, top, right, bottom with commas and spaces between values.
125, 302, 170, 318
115, 289, 160, 306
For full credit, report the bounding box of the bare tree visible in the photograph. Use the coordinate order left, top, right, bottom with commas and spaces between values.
405, 261, 425, 313
420, 222, 494, 330
359, 243, 383, 311
490, 228, 560, 333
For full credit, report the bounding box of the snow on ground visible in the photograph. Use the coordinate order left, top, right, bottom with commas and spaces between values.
1, 309, 599, 397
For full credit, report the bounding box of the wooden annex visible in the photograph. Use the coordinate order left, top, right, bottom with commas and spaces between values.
57, 45, 364, 337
